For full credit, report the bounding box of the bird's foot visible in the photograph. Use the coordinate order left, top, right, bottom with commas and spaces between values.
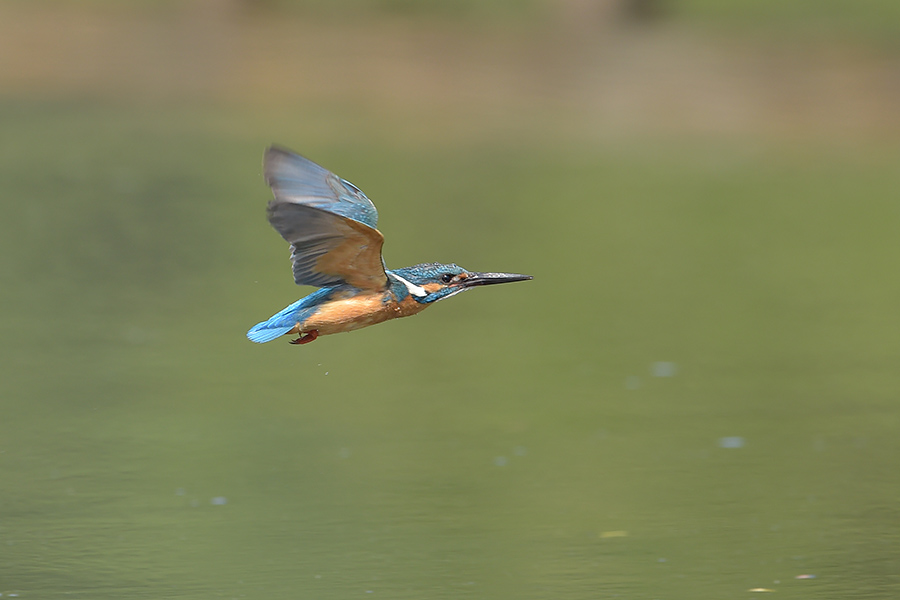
289, 330, 319, 345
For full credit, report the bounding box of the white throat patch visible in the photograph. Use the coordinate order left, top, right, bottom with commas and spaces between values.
389, 272, 427, 298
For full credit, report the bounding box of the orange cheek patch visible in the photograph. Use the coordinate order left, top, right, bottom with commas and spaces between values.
422, 283, 444, 293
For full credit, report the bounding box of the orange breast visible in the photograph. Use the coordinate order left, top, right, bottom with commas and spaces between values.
299, 292, 430, 335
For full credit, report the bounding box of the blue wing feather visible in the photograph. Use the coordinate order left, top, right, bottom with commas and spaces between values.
265, 147, 379, 228
264, 147, 389, 291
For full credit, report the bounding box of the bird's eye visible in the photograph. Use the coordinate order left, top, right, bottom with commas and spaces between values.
440, 273, 454, 284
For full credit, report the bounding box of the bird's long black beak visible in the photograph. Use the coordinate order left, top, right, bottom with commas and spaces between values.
461, 272, 533, 288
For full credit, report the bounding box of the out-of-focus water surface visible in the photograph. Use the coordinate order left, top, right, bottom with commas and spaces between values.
2, 3, 900, 599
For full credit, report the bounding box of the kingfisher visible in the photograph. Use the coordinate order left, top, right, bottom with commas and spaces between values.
247, 146, 532, 345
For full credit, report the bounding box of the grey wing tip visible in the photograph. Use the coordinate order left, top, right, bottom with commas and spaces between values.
263, 145, 297, 185
263, 145, 332, 190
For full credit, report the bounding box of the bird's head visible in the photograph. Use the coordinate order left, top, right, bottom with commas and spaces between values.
389, 263, 532, 304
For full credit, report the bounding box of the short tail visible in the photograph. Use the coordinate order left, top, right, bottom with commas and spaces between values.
247, 321, 295, 343
248, 296, 322, 344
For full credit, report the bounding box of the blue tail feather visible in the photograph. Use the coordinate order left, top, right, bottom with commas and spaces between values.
247, 322, 295, 343
247, 289, 331, 344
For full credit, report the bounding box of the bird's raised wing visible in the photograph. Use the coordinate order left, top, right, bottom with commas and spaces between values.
264, 146, 389, 291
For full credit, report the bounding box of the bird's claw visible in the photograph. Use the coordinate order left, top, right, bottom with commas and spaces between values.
289, 330, 319, 345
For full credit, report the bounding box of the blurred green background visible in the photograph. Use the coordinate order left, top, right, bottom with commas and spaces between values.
1, 1, 899, 598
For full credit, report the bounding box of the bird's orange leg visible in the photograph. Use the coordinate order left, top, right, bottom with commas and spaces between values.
289, 330, 319, 345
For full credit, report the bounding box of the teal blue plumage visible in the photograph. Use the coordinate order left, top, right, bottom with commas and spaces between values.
247, 288, 332, 343
248, 147, 531, 345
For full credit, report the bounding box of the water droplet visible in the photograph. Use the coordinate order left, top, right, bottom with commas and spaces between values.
493, 456, 508, 467
651, 362, 677, 377
210, 496, 227, 505
718, 436, 745, 449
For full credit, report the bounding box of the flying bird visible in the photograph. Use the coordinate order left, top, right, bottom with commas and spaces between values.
247, 147, 532, 345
